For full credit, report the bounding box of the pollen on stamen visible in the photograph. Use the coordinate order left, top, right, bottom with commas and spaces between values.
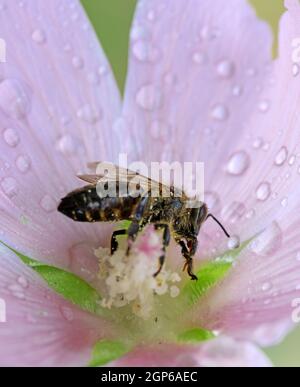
94, 228, 181, 319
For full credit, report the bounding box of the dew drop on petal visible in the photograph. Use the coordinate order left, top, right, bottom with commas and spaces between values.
16, 155, 31, 173
256, 182, 271, 202
0, 78, 31, 120
205, 191, 221, 212
226, 151, 250, 176
1, 176, 18, 198
258, 100, 270, 113
8, 283, 25, 299
31, 28, 47, 44
3, 128, 20, 147
40, 195, 56, 213
216, 60, 235, 79
250, 221, 282, 256
77, 104, 101, 124
293, 63, 300, 77
60, 306, 74, 322
17, 275, 28, 289
252, 137, 263, 150
136, 84, 162, 111
211, 104, 229, 121
262, 282, 272, 292
232, 85, 243, 97
192, 52, 206, 65
281, 197, 288, 208
274, 146, 288, 166
72, 56, 84, 69
132, 40, 159, 62
56, 134, 80, 156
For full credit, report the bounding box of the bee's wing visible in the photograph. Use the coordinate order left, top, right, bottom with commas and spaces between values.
77, 174, 102, 185
86, 162, 181, 197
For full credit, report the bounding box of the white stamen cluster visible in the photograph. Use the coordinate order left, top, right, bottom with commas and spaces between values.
94, 230, 181, 319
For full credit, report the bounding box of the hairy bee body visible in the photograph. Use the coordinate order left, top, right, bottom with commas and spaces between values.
58, 163, 230, 280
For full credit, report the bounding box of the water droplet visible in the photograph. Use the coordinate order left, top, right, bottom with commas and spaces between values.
232, 85, 243, 97
77, 104, 101, 124
3, 128, 20, 147
288, 155, 296, 166
226, 151, 250, 176
17, 275, 28, 288
72, 56, 84, 69
31, 29, 46, 44
245, 209, 256, 219
16, 155, 31, 173
296, 252, 300, 261
258, 100, 270, 113
132, 40, 159, 62
262, 282, 272, 292
56, 134, 80, 156
40, 195, 56, 213
136, 84, 162, 111
8, 283, 25, 299
131, 24, 151, 41
0, 78, 31, 120
256, 182, 271, 201
281, 197, 288, 207
227, 235, 240, 250
211, 104, 229, 121
192, 52, 206, 65
60, 306, 74, 322
250, 221, 282, 256
1, 177, 18, 198
274, 146, 288, 166
252, 137, 263, 149
216, 60, 235, 79
293, 63, 300, 77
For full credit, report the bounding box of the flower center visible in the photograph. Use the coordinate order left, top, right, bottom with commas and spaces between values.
94, 228, 181, 319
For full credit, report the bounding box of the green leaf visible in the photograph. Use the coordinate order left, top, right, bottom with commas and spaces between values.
89, 340, 129, 367
177, 328, 215, 343
1, 241, 102, 315
183, 240, 250, 305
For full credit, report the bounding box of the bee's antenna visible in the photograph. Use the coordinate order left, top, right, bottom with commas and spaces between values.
207, 214, 231, 238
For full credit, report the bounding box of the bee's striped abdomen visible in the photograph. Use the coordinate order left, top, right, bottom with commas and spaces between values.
58, 185, 140, 223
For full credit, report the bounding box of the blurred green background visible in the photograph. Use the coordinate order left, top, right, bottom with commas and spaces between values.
81, 0, 299, 367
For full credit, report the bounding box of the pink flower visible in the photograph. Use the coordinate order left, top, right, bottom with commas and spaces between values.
0, 0, 299, 367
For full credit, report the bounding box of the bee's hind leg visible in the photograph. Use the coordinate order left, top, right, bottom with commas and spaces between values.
153, 224, 170, 277
111, 229, 127, 255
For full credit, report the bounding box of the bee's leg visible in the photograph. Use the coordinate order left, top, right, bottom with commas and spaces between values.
178, 240, 198, 281
153, 224, 170, 277
111, 229, 127, 255
126, 196, 149, 256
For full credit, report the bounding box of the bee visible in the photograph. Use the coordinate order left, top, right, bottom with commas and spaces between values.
58, 163, 231, 280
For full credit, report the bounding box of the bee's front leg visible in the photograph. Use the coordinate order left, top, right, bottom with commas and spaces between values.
178, 240, 198, 281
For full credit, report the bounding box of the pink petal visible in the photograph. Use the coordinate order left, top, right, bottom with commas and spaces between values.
189, 1, 300, 345
0, 0, 121, 265
0, 247, 112, 366
123, 0, 272, 167
112, 337, 271, 367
